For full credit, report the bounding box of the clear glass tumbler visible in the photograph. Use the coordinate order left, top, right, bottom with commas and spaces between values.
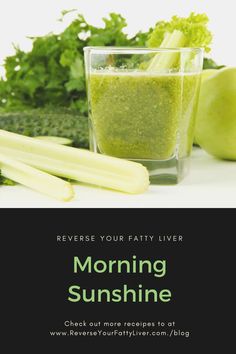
84, 47, 203, 184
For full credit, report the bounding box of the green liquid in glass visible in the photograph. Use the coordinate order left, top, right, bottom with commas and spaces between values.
90, 71, 200, 160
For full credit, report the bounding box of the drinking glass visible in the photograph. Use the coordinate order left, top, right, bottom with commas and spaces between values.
84, 47, 203, 184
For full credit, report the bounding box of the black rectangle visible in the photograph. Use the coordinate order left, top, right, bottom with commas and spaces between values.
1, 209, 233, 351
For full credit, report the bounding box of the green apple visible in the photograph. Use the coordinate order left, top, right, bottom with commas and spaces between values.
201, 69, 218, 80
193, 69, 218, 145
195, 67, 236, 160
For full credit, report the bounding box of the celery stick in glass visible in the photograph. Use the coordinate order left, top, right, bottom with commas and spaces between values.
147, 13, 212, 71
148, 13, 212, 51
147, 30, 186, 71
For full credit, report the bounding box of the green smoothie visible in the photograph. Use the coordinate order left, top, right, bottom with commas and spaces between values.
89, 70, 200, 160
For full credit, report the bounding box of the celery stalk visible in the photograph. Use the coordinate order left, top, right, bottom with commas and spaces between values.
0, 153, 74, 201
34, 136, 73, 146
147, 30, 186, 71
0, 130, 149, 194
159, 32, 172, 48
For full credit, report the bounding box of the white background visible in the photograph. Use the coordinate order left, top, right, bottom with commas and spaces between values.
0, 0, 236, 208
0, 0, 236, 76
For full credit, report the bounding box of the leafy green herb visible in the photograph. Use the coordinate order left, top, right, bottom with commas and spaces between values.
148, 12, 212, 53
203, 58, 225, 70
0, 13, 150, 113
0, 11, 218, 118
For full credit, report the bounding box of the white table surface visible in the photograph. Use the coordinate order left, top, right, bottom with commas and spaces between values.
0, 148, 236, 208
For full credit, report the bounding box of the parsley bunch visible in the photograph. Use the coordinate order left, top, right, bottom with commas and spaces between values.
0, 12, 150, 113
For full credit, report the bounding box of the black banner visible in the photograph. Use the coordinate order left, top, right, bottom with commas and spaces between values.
1, 209, 233, 351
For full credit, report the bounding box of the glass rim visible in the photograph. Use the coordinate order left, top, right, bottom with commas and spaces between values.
83, 46, 204, 55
